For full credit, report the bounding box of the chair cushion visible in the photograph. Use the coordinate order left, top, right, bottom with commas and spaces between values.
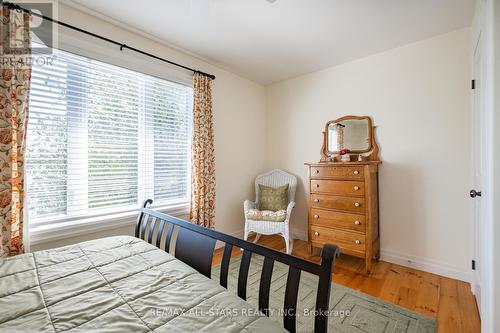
258, 184, 289, 211
246, 209, 287, 222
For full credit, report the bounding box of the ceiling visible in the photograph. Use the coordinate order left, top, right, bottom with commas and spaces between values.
69, 0, 476, 84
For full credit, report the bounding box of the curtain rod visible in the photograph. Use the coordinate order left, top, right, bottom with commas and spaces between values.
3, 2, 216, 80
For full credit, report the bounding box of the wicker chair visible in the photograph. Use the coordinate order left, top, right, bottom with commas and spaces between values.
243, 169, 297, 254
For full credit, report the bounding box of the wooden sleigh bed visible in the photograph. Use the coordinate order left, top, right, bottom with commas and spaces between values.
0, 200, 339, 333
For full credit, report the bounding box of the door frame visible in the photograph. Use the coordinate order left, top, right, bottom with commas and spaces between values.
471, 30, 482, 301
471, 29, 489, 307
470, 0, 495, 330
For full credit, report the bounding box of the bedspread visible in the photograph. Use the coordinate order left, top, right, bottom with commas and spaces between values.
0, 236, 285, 333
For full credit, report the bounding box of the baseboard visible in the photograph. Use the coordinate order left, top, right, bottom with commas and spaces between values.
380, 249, 472, 283
215, 229, 244, 249
288, 228, 472, 283
291, 228, 308, 241
220, 228, 306, 249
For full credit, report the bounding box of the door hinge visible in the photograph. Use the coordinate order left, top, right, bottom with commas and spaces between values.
472, 79, 475, 90
472, 260, 476, 270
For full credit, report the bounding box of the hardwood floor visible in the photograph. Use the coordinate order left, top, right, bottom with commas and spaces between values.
212, 235, 481, 333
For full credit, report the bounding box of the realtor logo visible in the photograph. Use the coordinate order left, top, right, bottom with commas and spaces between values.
1, 0, 58, 56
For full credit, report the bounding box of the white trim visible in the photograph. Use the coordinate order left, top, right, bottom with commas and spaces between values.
292, 228, 472, 282
215, 229, 244, 249
291, 228, 307, 241
30, 198, 188, 227
381, 249, 473, 283
470, 1, 495, 331
29, 203, 189, 246
483, 0, 496, 329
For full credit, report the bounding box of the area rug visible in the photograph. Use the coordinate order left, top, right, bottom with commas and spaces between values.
211, 254, 437, 333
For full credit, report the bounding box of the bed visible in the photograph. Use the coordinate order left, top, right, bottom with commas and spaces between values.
0, 200, 339, 333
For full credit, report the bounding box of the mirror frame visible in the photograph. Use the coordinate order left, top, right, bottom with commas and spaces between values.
320, 115, 379, 162
326, 116, 373, 153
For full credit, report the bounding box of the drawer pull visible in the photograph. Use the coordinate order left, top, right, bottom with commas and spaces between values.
314, 214, 319, 219
353, 170, 359, 175
315, 169, 320, 174
354, 220, 360, 225
354, 202, 360, 207
315, 184, 320, 188
314, 199, 319, 203
355, 240, 361, 245
354, 186, 360, 191
314, 231, 319, 236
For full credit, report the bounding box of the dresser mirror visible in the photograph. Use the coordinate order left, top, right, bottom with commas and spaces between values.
327, 117, 372, 153
321, 115, 379, 162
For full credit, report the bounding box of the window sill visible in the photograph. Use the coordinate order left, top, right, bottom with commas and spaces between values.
29, 203, 190, 246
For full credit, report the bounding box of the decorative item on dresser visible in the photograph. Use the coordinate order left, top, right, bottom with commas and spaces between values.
306, 115, 381, 273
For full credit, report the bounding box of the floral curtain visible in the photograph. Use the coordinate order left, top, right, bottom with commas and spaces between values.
0, 6, 32, 257
190, 73, 215, 229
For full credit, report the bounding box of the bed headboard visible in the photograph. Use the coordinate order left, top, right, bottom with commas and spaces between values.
135, 199, 339, 333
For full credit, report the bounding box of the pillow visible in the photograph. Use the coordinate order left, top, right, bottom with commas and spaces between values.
246, 209, 287, 222
258, 184, 289, 211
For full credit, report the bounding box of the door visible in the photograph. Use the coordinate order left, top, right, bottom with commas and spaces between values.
471, 32, 485, 315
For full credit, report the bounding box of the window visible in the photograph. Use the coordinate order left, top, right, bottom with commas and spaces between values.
26, 47, 193, 227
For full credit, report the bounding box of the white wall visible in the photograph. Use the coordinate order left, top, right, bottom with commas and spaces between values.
31, 6, 477, 290
266, 28, 472, 281
31, 3, 268, 251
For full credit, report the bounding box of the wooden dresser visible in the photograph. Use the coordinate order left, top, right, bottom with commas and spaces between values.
305, 115, 381, 273
305, 162, 380, 273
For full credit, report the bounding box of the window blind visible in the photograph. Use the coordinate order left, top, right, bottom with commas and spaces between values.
26, 46, 193, 225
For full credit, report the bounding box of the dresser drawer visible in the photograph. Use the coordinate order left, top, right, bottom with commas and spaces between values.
311, 179, 365, 196
310, 166, 364, 179
310, 194, 365, 214
310, 225, 365, 254
310, 208, 365, 233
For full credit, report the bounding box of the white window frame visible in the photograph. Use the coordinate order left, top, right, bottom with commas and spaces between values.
28, 31, 194, 243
